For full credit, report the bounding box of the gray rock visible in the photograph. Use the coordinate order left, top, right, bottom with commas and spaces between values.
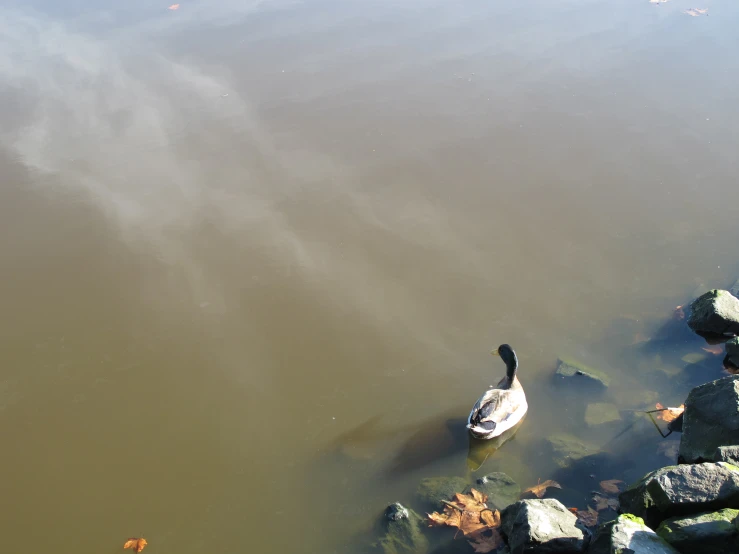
723, 336, 739, 370
475, 472, 521, 510
589, 514, 679, 554
618, 462, 739, 528
714, 445, 739, 465
729, 278, 739, 299
687, 289, 739, 336
584, 403, 621, 426
545, 433, 601, 468
500, 499, 588, 554
376, 503, 429, 554
555, 358, 610, 388
415, 476, 467, 510
679, 375, 739, 463
657, 508, 739, 554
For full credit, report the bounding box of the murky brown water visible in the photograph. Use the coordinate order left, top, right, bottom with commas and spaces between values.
2, 1, 739, 552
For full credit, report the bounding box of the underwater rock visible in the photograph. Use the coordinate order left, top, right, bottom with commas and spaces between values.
589, 514, 678, 554
714, 446, 739, 465
679, 375, 739, 463
474, 472, 521, 510
656, 508, 739, 554
544, 433, 601, 469
500, 498, 588, 554
584, 403, 621, 426
554, 358, 610, 389
415, 476, 467, 511
376, 503, 429, 554
723, 336, 739, 371
687, 290, 739, 336
618, 462, 739, 528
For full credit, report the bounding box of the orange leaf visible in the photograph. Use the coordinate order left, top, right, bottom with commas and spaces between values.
599, 479, 624, 495
655, 403, 684, 423
427, 490, 501, 539
480, 509, 500, 528
468, 528, 504, 553
123, 538, 147, 553
576, 506, 599, 527
702, 344, 723, 355
522, 479, 562, 498
568, 507, 578, 513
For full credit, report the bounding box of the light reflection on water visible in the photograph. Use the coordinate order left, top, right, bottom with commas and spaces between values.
1, 1, 739, 552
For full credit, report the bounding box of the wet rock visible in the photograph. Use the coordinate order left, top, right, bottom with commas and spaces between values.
687, 289, 739, 336
584, 403, 621, 426
474, 472, 521, 510
376, 503, 429, 554
500, 498, 588, 554
618, 462, 739, 528
554, 358, 610, 388
545, 433, 601, 469
656, 508, 739, 554
415, 476, 467, 510
714, 445, 739, 465
723, 336, 739, 371
679, 375, 739, 463
589, 513, 679, 554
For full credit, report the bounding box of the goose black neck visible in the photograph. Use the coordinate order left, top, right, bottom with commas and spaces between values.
505, 358, 518, 380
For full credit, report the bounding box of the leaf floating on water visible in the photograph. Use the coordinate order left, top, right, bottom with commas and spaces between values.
655, 403, 684, 423
685, 8, 708, 16
522, 479, 562, 498
599, 479, 625, 495
123, 538, 148, 553
593, 492, 620, 512
168, 3, 180, 10
428, 489, 492, 535
702, 344, 723, 355
576, 506, 599, 527
468, 529, 504, 553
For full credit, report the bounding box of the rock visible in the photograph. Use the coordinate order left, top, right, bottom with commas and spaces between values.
656, 508, 739, 554
679, 375, 739, 463
545, 433, 601, 469
554, 358, 610, 388
584, 403, 621, 426
714, 445, 739, 465
729, 278, 739, 299
589, 513, 679, 554
415, 476, 467, 510
376, 503, 429, 554
500, 498, 588, 554
687, 289, 739, 336
474, 472, 521, 510
618, 462, 739, 528
723, 337, 739, 370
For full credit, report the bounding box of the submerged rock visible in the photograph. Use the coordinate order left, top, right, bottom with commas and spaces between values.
714, 445, 739, 465
687, 289, 739, 336
554, 358, 610, 388
657, 508, 739, 554
679, 375, 739, 463
475, 472, 521, 510
618, 462, 739, 528
545, 433, 601, 468
500, 498, 588, 554
415, 476, 467, 510
589, 514, 679, 554
584, 403, 621, 426
376, 503, 429, 554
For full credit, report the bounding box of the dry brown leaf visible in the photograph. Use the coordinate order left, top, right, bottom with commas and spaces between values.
123, 538, 148, 553
702, 344, 723, 355
576, 506, 599, 527
568, 507, 578, 513
428, 489, 500, 537
599, 479, 625, 495
468, 528, 504, 553
480, 509, 501, 527
522, 479, 562, 498
655, 403, 684, 423
593, 493, 620, 512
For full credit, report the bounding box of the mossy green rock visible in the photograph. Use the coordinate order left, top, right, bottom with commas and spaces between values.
474, 472, 521, 510
555, 358, 610, 388
656, 508, 739, 554
619, 463, 739, 528
679, 375, 739, 463
545, 433, 601, 468
687, 289, 739, 335
589, 514, 679, 554
415, 476, 467, 510
585, 403, 621, 426
376, 503, 429, 554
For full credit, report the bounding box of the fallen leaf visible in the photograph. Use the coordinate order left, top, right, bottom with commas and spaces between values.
593, 493, 620, 512
576, 506, 599, 527
522, 479, 562, 498
568, 507, 579, 513
123, 538, 148, 553
468, 528, 504, 553
655, 403, 684, 423
168, 3, 180, 10
657, 441, 680, 459
673, 306, 685, 320
428, 489, 498, 536
599, 479, 625, 495
685, 8, 708, 16
702, 344, 724, 355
